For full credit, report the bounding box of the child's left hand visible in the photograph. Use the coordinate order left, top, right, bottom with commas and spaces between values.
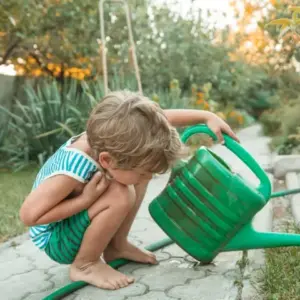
206, 114, 240, 144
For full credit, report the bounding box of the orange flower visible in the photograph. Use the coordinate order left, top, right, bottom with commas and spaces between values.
32, 69, 42, 77
196, 99, 204, 105
197, 92, 204, 99
237, 115, 244, 124
27, 56, 36, 64
203, 102, 210, 110
77, 73, 85, 80
84, 69, 91, 76
47, 63, 55, 71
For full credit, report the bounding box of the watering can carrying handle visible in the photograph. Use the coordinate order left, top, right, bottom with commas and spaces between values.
180, 124, 271, 199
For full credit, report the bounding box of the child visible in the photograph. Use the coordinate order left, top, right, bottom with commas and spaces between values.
20, 90, 238, 290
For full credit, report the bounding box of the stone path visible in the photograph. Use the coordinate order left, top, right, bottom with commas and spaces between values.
0, 124, 274, 300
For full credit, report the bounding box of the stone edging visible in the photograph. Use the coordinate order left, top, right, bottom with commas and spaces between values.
272, 155, 300, 179
285, 172, 300, 226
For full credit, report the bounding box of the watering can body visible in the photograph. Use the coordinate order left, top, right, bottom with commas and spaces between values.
149, 125, 300, 263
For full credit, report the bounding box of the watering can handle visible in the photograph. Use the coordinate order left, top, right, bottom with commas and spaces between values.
180, 124, 271, 199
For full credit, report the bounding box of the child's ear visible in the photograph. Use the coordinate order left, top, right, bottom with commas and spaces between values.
98, 152, 113, 169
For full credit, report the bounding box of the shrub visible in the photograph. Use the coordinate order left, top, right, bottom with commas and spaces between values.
0, 79, 100, 170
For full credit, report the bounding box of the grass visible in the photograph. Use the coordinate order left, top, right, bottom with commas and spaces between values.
0, 167, 38, 243
261, 225, 300, 300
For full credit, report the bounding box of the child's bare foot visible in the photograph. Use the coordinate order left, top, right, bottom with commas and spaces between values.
103, 240, 158, 265
70, 260, 134, 290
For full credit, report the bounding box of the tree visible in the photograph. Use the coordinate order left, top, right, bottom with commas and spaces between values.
0, 0, 106, 80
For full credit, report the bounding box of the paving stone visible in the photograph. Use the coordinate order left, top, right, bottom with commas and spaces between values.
162, 243, 187, 257
14, 239, 40, 257
127, 291, 176, 300
0, 256, 34, 281
0, 270, 52, 300
127, 234, 143, 246
187, 251, 242, 276
133, 258, 205, 290
118, 262, 146, 275
0, 247, 19, 263
74, 282, 147, 300
25, 291, 78, 300
168, 275, 237, 300
48, 265, 71, 288
27, 247, 58, 270
130, 219, 168, 246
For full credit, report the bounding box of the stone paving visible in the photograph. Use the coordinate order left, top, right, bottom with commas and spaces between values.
0, 124, 274, 300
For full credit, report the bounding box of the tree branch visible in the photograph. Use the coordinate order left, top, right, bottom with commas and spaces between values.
28, 51, 55, 77
1, 38, 22, 65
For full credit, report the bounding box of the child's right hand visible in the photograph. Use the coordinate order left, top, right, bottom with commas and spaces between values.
82, 172, 109, 205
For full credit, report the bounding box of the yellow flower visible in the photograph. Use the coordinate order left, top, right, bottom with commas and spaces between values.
55, 66, 61, 73
32, 69, 42, 77
203, 101, 210, 110
237, 115, 244, 124
228, 111, 237, 117
53, 70, 60, 77
77, 73, 85, 80
15, 65, 25, 75
197, 92, 204, 101
84, 69, 91, 76
27, 56, 36, 64
47, 63, 55, 71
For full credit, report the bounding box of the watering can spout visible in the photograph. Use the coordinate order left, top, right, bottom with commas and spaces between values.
224, 223, 300, 251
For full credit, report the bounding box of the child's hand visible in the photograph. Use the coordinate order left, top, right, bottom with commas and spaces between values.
206, 114, 240, 144
83, 172, 109, 205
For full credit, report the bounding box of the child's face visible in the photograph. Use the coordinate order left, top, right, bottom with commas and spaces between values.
98, 152, 153, 185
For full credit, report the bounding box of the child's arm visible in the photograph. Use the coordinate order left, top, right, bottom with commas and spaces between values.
163, 109, 239, 143
20, 172, 108, 226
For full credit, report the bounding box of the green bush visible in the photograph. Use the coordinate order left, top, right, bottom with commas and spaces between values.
0, 79, 100, 170
261, 97, 300, 154
259, 110, 282, 136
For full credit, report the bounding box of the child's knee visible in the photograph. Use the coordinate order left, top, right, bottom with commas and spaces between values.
111, 181, 136, 212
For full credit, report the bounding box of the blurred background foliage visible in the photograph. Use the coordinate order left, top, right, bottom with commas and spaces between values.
0, 0, 300, 169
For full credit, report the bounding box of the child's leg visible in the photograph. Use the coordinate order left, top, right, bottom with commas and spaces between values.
70, 181, 136, 290
104, 180, 157, 264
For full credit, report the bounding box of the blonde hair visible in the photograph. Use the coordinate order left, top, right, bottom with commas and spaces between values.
86, 90, 186, 174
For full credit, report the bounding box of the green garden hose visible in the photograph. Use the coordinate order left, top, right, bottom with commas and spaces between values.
270, 188, 300, 199
43, 237, 174, 300
43, 187, 300, 300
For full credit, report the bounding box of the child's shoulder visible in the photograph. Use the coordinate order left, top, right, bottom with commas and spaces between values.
33, 133, 100, 188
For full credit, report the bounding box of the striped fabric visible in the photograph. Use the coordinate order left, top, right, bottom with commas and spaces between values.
29, 133, 100, 250
45, 210, 90, 264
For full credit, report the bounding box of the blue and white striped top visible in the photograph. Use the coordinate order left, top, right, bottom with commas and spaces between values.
29, 133, 100, 250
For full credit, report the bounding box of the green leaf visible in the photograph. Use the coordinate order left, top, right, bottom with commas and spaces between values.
292, 11, 300, 23
34, 128, 62, 139
267, 18, 292, 27
55, 121, 75, 137
289, 6, 300, 13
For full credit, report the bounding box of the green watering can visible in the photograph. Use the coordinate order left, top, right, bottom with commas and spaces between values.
149, 124, 300, 263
